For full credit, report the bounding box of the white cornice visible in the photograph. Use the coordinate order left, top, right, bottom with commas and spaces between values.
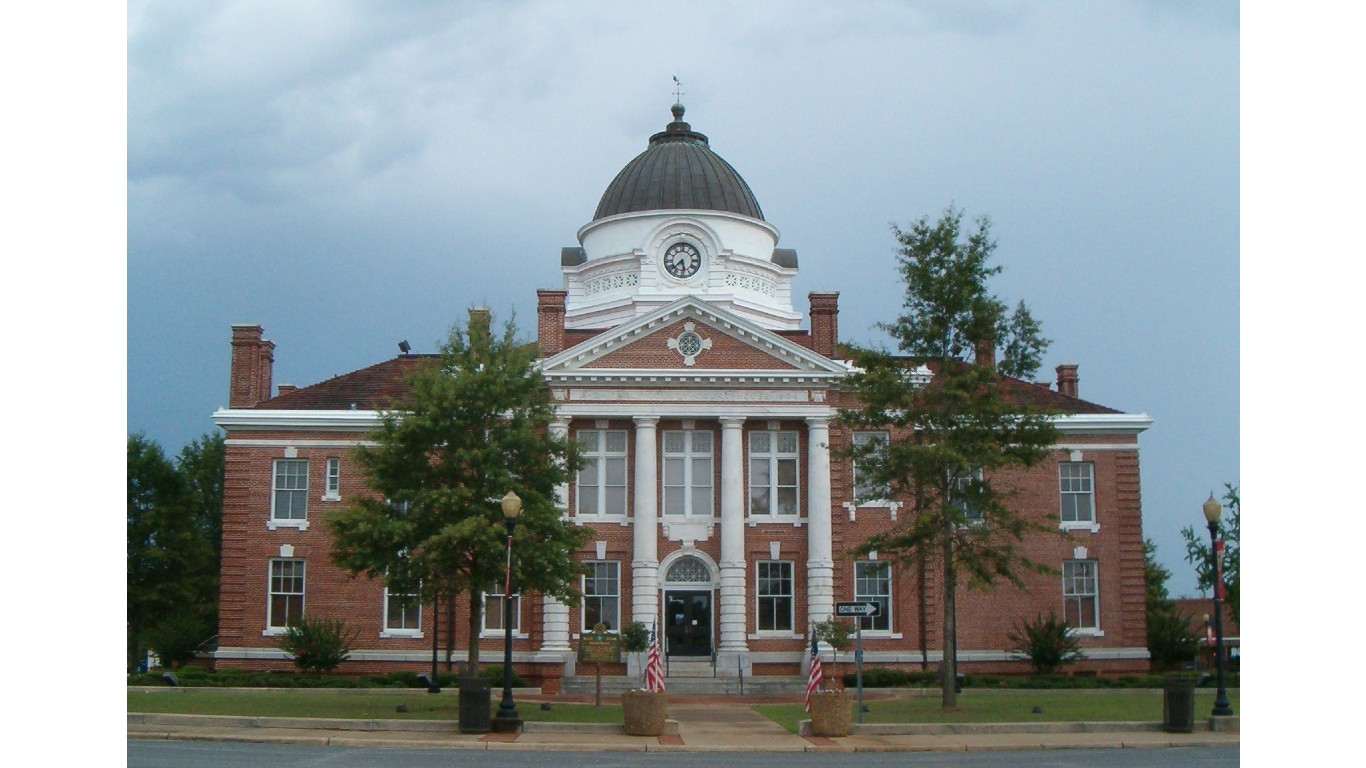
212, 408, 383, 431
1052, 413, 1153, 435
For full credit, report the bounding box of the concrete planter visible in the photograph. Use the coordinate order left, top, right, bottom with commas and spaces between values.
808, 690, 854, 737
621, 690, 668, 736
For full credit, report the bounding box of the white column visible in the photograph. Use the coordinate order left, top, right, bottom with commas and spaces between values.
806, 415, 835, 626
631, 416, 660, 632
541, 417, 572, 654
718, 416, 749, 655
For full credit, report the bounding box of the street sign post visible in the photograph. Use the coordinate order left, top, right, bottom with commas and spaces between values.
834, 602, 881, 722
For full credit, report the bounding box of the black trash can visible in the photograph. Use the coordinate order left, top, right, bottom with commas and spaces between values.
458, 675, 492, 734
1162, 677, 1197, 733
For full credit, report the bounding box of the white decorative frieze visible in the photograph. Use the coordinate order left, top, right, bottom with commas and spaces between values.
569, 389, 810, 402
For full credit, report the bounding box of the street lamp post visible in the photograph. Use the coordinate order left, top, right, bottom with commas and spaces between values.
1202, 493, 1234, 717
495, 491, 522, 724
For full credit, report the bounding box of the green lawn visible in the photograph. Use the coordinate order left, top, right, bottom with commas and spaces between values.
128, 689, 623, 723
754, 690, 1240, 733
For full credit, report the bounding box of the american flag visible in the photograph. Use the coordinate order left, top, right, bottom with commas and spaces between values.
644, 625, 665, 692
804, 637, 823, 711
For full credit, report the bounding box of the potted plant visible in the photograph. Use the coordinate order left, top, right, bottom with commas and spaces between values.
618, 621, 666, 736
807, 689, 854, 737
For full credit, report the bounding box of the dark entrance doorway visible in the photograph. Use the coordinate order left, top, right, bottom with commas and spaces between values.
663, 590, 712, 656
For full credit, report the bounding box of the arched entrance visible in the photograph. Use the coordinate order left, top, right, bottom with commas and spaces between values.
660, 554, 715, 657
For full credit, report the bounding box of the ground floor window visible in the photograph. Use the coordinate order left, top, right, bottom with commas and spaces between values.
583, 560, 620, 631
1063, 559, 1099, 630
383, 587, 421, 634
756, 561, 794, 632
268, 559, 305, 630
854, 561, 891, 631
483, 589, 520, 634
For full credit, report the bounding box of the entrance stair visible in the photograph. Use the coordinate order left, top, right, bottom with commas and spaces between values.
560, 669, 807, 696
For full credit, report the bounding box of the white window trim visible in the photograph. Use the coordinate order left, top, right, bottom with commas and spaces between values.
1058, 461, 1097, 532
480, 592, 528, 639
270, 458, 310, 529
854, 561, 893, 634
575, 429, 629, 517
380, 587, 423, 638
264, 558, 305, 635
662, 430, 714, 517
851, 431, 892, 507
747, 430, 801, 518
1062, 559, 1101, 634
322, 457, 342, 501
581, 560, 622, 633
754, 560, 795, 635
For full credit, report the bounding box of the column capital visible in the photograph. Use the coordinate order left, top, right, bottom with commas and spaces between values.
719, 416, 746, 429
633, 415, 660, 428
805, 415, 831, 429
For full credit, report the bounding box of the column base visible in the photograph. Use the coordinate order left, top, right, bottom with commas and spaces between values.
714, 650, 752, 677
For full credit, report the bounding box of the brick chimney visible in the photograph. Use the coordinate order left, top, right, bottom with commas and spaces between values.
1055, 364, 1079, 398
809, 292, 840, 357
974, 335, 996, 370
229, 325, 274, 407
537, 289, 568, 356
468, 306, 492, 350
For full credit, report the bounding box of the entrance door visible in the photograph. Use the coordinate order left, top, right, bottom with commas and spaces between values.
663, 590, 712, 656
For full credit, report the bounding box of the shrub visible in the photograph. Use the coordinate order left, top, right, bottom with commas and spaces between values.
146, 611, 214, 669
277, 617, 359, 674
1008, 612, 1084, 674
619, 621, 650, 653
480, 664, 524, 687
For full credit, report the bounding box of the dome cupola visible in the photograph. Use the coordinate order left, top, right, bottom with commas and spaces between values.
593, 104, 764, 221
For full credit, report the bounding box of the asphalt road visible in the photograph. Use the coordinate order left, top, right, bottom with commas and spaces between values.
129, 741, 1240, 768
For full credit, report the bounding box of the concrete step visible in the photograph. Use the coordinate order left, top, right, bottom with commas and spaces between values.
560, 674, 808, 697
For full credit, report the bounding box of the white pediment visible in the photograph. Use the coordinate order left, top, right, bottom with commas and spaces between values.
539, 296, 851, 378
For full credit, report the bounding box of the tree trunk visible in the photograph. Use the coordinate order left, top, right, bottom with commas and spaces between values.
941, 523, 958, 709
445, 597, 455, 671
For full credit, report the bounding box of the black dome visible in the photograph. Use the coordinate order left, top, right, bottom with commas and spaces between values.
593, 104, 764, 222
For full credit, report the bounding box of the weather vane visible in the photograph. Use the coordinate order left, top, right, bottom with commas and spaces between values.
672, 75, 684, 104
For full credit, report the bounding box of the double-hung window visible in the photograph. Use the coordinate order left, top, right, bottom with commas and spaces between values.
749, 430, 799, 516
576, 430, 628, 516
1059, 462, 1095, 527
267, 558, 305, 631
854, 561, 892, 631
272, 459, 309, 525
323, 457, 341, 500
663, 430, 713, 516
1062, 559, 1099, 631
852, 431, 889, 503
948, 466, 984, 525
756, 561, 794, 632
483, 588, 520, 635
582, 561, 620, 631
383, 587, 422, 635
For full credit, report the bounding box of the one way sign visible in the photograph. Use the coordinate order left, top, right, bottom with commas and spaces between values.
835, 601, 882, 618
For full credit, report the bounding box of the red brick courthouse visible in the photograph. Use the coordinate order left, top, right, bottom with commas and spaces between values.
211, 105, 1154, 690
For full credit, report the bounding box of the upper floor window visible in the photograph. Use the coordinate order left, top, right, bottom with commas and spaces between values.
852, 431, 889, 503
267, 558, 305, 631
582, 560, 620, 631
1059, 462, 1095, 527
854, 561, 892, 632
323, 457, 341, 500
1062, 559, 1099, 631
756, 561, 794, 632
663, 430, 713, 516
272, 459, 309, 523
749, 430, 799, 516
948, 465, 984, 525
576, 430, 628, 516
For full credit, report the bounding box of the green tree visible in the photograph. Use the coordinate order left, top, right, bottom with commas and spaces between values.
127, 432, 223, 670
1181, 484, 1239, 623
327, 309, 589, 667
1143, 538, 1198, 668
838, 207, 1060, 709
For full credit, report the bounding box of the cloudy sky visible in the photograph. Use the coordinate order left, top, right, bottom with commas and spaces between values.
125, 0, 1238, 595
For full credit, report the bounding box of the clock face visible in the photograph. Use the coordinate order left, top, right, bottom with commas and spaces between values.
663, 242, 702, 279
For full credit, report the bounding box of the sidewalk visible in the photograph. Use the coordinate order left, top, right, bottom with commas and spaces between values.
127, 696, 1240, 753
